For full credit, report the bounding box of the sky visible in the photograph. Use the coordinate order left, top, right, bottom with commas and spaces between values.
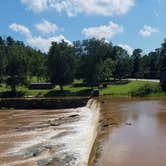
0, 0, 166, 55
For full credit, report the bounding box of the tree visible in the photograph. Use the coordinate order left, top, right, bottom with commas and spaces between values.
0, 37, 6, 83
160, 39, 166, 69
5, 44, 27, 94
98, 58, 116, 82
48, 41, 76, 91
112, 46, 131, 80
25, 47, 47, 81
131, 49, 142, 78
80, 38, 113, 86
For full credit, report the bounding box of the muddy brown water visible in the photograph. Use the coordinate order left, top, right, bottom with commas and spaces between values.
0, 101, 99, 166
1, 98, 166, 166
96, 97, 166, 166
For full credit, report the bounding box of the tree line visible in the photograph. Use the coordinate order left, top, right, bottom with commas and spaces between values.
0, 36, 166, 93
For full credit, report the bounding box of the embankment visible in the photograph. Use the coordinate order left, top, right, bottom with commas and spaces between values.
0, 97, 90, 109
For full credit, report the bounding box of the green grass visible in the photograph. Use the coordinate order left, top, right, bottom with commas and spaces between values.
101, 81, 161, 96
0, 81, 91, 97
147, 92, 166, 97
0, 80, 166, 98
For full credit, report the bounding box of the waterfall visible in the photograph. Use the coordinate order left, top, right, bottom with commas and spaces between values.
0, 99, 100, 166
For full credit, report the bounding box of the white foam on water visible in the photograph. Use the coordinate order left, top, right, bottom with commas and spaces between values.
54, 99, 100, 165
1, 99, 100, 166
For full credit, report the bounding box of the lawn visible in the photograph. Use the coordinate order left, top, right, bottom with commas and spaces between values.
0, 81, 91, 97
101, 81, 161, 96
0, 80, 166, 97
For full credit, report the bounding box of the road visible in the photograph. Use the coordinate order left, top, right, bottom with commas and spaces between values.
128, 78, 160, 83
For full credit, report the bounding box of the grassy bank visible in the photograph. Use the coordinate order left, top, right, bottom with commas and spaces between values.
101, 81, 165, 97
0, 83, 91, 98
0, 80, 166, 98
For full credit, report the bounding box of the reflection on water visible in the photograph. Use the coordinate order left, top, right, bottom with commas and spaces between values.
97, 98, 166, 166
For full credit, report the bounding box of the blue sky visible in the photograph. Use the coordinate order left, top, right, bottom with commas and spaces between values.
0, 0, 165, 54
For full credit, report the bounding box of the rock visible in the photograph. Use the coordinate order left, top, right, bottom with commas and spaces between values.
126, 123, 132, 126
69, 114, 79, 118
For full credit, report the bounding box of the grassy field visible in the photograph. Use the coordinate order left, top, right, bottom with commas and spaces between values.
100, 81, 162, 96
0, 82, 91, 97
0, 80, 166, 97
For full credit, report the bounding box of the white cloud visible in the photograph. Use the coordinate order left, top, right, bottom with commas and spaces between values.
27, 35, 72, 52
21, 0, 135, 16
82, 21, 123, 40
35, 19, 58, 34
21, 0, 48, 13
9, 23, 31, 37
139, 25, 159, 37
9, 22, 71, 52
118, 44, 133, 55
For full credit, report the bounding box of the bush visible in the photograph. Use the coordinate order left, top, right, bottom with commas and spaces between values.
130, 83, 161, 97
0, 91, 25, 98
44, 89, 92, 97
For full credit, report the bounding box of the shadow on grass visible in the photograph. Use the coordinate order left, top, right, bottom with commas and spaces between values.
0, 91, 26, 98
72, 82, 88, 87
107, 80, 131, 85
44, 89, 92, 97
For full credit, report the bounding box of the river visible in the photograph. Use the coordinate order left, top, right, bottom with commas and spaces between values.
0, 100, 100, 166
1, 98, 166, 166
96, 97, 166, 166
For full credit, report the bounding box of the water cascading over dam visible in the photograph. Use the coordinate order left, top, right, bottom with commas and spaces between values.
0, 99, 100, 166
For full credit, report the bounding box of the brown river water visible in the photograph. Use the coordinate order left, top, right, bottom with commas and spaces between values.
96, 97, 166, 166
1, 98, 166, 166
0, 100, 99, 166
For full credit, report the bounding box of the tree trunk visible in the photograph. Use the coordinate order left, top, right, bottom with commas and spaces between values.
11, 85, 16, 96
60, 85, 64, 92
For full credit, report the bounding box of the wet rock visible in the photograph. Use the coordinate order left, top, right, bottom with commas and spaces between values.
109, 123, 117, 126
37, 159, 50, 166
103, 124, 109, 128
37, 154, 78, 166
22, 145, 47, 158
69, 114, 79, 118
126, 122, 132, 126
50, 121, 60, 126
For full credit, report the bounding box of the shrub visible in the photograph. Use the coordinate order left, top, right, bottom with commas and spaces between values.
130, 83, 161, 97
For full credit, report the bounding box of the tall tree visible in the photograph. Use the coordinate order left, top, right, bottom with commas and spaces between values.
131, 49, 142, 78
0, 37, 6, 83
160, 39, 166, 69
112, 46, 131, 80
5, 44, 27, 94
80, 38, 113, 86
98, 58, 116, 82
48, 41, 76, 91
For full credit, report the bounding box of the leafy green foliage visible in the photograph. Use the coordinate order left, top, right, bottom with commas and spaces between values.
5, 44, 27, 94
0, 35, 166, 97
130, 83, 161, 97
48, 41, 76, 91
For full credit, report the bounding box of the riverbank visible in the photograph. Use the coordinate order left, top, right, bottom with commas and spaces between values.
0, 99, 100, 166
0, 97, 90, 109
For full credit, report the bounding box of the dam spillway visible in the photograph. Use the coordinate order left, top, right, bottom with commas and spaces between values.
0, 99, 100, 166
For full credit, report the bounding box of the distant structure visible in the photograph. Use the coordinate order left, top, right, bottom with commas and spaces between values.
160, 67, 166, 91
29, 82, 55, 90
